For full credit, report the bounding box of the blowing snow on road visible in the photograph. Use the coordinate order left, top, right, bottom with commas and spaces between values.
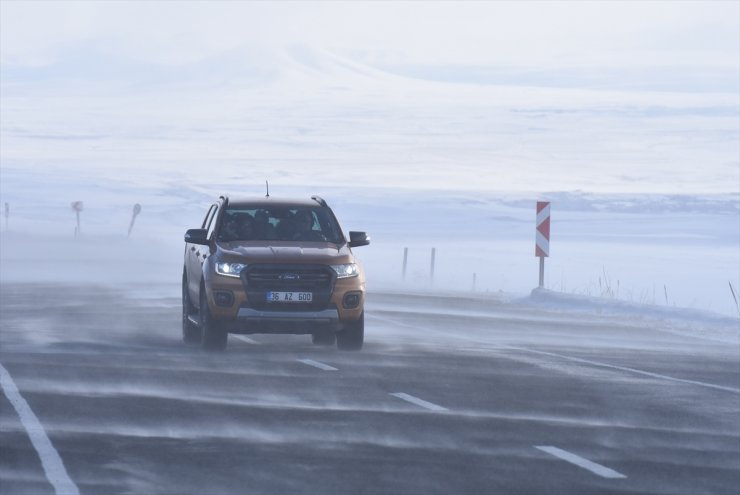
1, 1, 739, 494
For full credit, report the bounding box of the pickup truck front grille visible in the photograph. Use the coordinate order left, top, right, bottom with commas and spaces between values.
242, 264, 335, 310
244, 265, 333, 290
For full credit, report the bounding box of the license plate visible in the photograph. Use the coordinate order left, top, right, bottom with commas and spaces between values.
266, 291, 313, 303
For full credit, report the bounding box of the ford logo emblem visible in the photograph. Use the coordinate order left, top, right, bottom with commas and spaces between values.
280, 273, 300, 280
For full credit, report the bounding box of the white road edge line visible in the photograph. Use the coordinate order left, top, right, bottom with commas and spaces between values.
535, 446, 627, 479
298, 359, 338, 371
371, 313, 739, 394
389, 392, 448, 412
0, 362, 81, 495
235, 335, 260, 345
508, 346, 740, 395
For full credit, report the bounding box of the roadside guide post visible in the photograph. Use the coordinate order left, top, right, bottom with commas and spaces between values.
430, 247, 436, 285
128, 203, 142, 238
402, 247, 408, 280
71, 201, 84, 237
536, 201, 551, 288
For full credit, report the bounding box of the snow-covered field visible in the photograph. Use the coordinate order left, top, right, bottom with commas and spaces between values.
1, 42, 738, 321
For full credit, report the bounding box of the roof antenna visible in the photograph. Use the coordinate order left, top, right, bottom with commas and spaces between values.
265, 180, 270, 198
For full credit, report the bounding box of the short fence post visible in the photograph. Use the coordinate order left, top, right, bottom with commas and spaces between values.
402, 247, 408, 280
430, 247, 436, 285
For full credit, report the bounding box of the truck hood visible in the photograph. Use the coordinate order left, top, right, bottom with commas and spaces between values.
216, 241, 354, 264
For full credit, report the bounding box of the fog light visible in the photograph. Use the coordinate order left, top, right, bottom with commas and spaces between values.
342, 292, 361, 309
214, 291, 234, 307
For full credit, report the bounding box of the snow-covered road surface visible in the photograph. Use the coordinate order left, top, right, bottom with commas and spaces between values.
1, 284, 738, 494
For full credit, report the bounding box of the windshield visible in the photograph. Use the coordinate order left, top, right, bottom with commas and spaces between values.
217, 206, 344, 244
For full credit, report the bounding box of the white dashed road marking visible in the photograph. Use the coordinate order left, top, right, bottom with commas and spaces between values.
298, 359, 338, 371
234, 335, 261, 345
0, 362, 81, 495
389, 392, 448, 412
535, 446, 627, 479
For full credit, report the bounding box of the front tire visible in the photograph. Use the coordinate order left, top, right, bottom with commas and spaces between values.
199, 287, 228, 351
182, 274, 201, 344
336, 312, 364, 351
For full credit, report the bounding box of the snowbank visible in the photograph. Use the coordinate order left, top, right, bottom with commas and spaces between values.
521, 288, 740, 344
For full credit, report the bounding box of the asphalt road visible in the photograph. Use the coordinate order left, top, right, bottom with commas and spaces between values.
1, 284, 739, 495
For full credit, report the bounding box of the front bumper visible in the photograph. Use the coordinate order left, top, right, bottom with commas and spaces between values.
223, 306, 341, 334
237, 307, 339, 323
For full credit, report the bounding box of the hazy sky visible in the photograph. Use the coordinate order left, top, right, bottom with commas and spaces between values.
2, 0, 738, 68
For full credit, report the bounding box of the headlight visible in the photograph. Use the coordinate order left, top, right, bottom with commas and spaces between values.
331, 263, 359, 278
216, 262, 247, 278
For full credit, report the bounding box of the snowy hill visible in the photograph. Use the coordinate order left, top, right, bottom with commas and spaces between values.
1, 43, 738, 318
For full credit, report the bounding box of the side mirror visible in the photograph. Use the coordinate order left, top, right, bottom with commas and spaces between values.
184, 228, 209, 245
348, 231, 370, 248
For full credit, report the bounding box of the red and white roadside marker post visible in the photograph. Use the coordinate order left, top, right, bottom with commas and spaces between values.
535, 201, 551, 288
